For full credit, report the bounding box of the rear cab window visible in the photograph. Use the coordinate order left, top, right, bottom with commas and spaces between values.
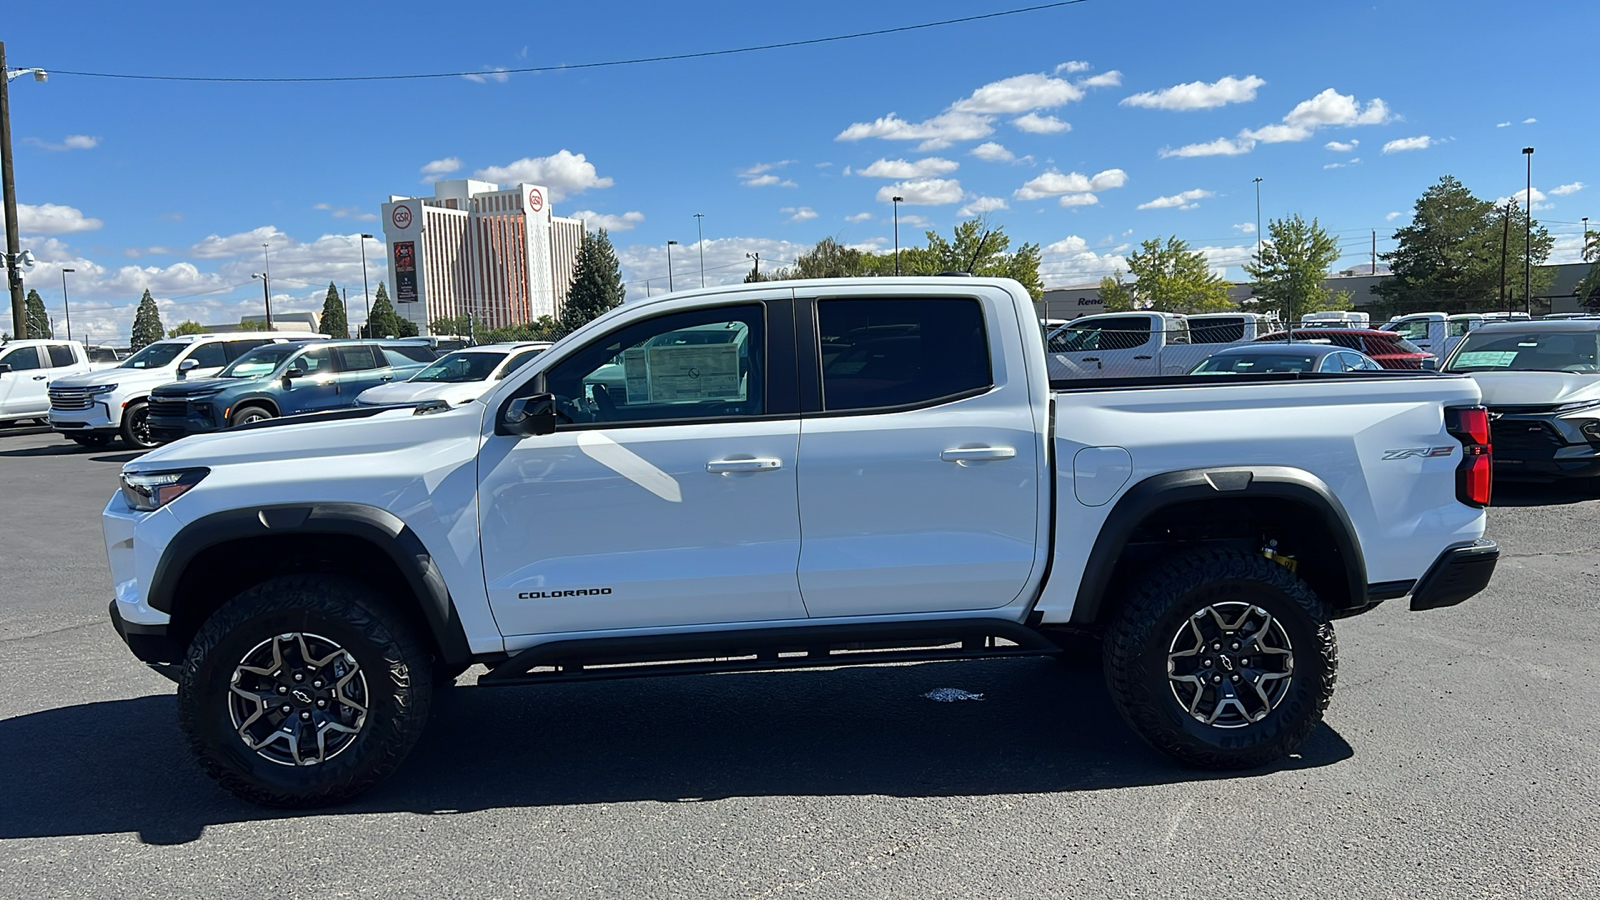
815, 298, 991, 412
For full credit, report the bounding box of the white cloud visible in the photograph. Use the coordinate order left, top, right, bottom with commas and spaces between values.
1056, 193, 1100, 207
1039, 234, 1128, 286
568, 210, 646, 231
1240, 123, 1314, 144
1055, 61, 1092, 74
781, 206, 818, 222
1284, 89, 1392, 127
844, 212, 874, 223
619, 236, 815, 293
1324, 140, 1358, 152
462, 67, 510, 84
189, 226, 288, 259
1523, 117, 1538, 124
24, 134, 100, 151
950, 73, 1084, 114
1323, 159, 1361, 169
1079, 71, 1123, 88
1160, 137, 1255, 158
420, 157, 461, 182
856, 157, 959, 178
1493, 187, 1551, 211
876, 178, 964, 205
835, 111, 994, 152
742, 174, 797, 188
1233, 222, 1256, 233
1138, 188, 1214, 210
1551, 182, 1585, 196
1121, 75, 1265, 110
1015, 168, 1127, 201
1012, 113, 1071, 134
970, 142, 1016, 162
1385, 211, 1403, 222
4, 202, 105, 235
1382, 135, 1433, 153
1496, 122, 1511, 128
957, 196, 1009, 217
312, 203, 378, 221
473, 150, 613, 201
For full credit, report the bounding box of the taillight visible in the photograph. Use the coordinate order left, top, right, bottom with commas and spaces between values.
1446, 406, 1492, 507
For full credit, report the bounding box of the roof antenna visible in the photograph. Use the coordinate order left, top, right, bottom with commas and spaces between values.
965, 230, 992, 274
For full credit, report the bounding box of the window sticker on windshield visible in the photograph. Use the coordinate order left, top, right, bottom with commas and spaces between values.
646, 344, 742, 400
1455, 351, 1518, 368
623, 348, 651, 402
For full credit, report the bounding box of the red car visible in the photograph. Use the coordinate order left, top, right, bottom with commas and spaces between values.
1253, 328, 1433, 369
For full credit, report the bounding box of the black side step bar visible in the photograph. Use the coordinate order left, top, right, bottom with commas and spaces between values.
479, 618, 1061, 687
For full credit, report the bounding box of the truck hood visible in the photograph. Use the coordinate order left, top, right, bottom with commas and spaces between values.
127, 403, 486, 472
150, 376, 257, 397
1469, 371, 1600, 408
356, 380, 490, 407
50, 366, 175, 388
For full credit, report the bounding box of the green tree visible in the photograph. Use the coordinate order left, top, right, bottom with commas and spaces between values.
561, 228, 626, 333
396, 317, 419, 337
1574, 230, 1600, 312
1124, 236, 1235, 313
236, 319, 273, 332
361, 283, 401, 338
168, 320, 207, 337
129, 290, 165, 350
479, 316, 565, 344
319, 282, 349, 338
431, 315, 474, 337
1098, 271, 1134, 311
24, 289, 51, 338
899, 218, 1044, 299
1377, 175, 1554, 315
1243, 214, 1351, 324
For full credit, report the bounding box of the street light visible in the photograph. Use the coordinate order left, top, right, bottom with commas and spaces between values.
1523, 147, 1534, 315
666, 240, 679, 292
1, 42, 48, 342
261, 242, 275, 330
892, 196, 904, 276
60, 267, 74, 342
1252, 177, 1264, 265
251, 273, 273, 330
693, 214, 706, 287
358, 233, 373, 323
1584, 218, 1590, 261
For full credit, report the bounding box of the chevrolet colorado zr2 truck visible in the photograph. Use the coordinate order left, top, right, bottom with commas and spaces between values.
103, 277, 1499, 807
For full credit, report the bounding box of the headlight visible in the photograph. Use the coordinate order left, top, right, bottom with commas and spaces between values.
119, 468, 208, 512
84, 384, 118, 395
1554, 399, 1600, 414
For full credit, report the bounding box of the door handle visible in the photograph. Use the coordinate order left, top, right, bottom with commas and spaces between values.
1081, 356, 1100, 362
707, 457, 783, 473
1133, 355, 1152, 360
381, 374, 394, 382
941, 446, 1016, 462
32, 375, 47, 380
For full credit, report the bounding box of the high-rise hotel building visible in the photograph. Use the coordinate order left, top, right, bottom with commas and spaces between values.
380, 180, 585, 334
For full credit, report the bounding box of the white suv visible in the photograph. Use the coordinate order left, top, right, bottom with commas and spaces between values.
48, 332, 323, 448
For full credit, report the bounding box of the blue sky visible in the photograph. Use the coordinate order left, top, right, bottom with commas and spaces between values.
2, 0, 1592, 343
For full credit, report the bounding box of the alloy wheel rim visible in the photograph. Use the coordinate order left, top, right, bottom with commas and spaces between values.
228, 632, 369, 766
1166, 602, 1294, 729
130, 409, 154, 446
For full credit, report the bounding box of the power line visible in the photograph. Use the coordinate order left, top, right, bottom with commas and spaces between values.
34, 2, 1092, 84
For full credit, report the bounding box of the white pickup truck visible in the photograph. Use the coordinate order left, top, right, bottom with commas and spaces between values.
1045, 311, 1277, 378
104, 277, 1498, 807
0, 339, 113, 425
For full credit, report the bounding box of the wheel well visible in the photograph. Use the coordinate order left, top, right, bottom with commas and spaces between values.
1092, 496, 1354, 628
165, 533, 442, 663
231, 399, 279, 417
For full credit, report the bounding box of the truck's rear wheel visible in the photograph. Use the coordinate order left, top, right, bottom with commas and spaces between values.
1104, 549, 1336, 769
177, 575, 434, 808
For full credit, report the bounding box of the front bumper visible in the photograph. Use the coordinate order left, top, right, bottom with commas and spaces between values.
147, 408, 224, 443
109, 599, 184, 664
49, 404, 119, 434
1410, 540, 1499, 611
1490, 413, 1600, 480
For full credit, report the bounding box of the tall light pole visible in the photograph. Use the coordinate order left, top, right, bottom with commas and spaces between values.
60, 267, 74, 342
252, 273, 272, 329
666, 240, 678, 292
3, 47, 48, 339
693, 213, 705, 287
1584, 217, 1590, 262
1523, 147, 1534, 315
358, 233, 373, 323
261, 242, 275, 330
1252, 177, 1264, 266
892, 196, 904, 275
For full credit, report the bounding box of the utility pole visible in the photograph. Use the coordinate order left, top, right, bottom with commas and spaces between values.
693, 213, 705, 287
745, 251, 760, 281
1371, 230, 1376, 275
1, 43, 28, 338
1252, 177, 1264, 267
1499, 200, 1512, 312
666, 240, 678, 292
341, 286, 349, 337
61, 267, 74, 342
1523, 147, 1534, 315
892, 196, 903, 275
358, 233, 373, 322
261, 242, 274, 330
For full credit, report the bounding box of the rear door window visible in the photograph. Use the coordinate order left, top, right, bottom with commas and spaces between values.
334, 345, 383, 371
816, 298, 991, 412
186, 342, 228, 368
46, 344, 77, 367
223, 340, 271, 362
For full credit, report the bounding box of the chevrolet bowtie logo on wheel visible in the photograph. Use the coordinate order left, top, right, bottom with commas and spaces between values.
1381, 447, 1456, 460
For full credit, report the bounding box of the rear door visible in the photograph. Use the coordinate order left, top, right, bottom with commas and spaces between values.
794, 290, 1044, 617
330, 344, 391, 401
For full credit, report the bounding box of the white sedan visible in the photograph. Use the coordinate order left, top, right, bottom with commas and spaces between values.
356, 341, 551, 408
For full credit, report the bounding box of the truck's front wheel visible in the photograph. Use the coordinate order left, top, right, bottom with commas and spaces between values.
1104, 549, 1336, 769
177, 575, 434, 808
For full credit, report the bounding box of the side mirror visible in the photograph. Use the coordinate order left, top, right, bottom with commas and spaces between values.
177, 359, 199, 380
497, 392, 559, 437
1421, 358, 1440, 372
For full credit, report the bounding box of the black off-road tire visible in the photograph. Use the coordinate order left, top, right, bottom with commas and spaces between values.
119, 401, 158, 449
230, 405, 274, 427
1103, 549, 1337, 769
177, 574, 434, 808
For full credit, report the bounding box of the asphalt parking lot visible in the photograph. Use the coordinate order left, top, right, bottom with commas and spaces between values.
0, 421, 1596, 900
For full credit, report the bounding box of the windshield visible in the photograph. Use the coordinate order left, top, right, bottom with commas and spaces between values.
218, 344, 299, 378
409, 350, 507, 383
1192, 353, 1318, 374
1446, 330, 1600, 373
118, 342, 186, 370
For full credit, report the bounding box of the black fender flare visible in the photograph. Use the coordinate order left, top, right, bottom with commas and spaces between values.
1068, 466, 1367, 625
149, 502, 471, 665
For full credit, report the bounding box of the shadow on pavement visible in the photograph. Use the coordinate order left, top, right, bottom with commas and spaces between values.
1491, 481, 1597, 508
0, 658, 1353, 845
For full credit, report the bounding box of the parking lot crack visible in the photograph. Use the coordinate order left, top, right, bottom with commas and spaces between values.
0, 620, 104, 644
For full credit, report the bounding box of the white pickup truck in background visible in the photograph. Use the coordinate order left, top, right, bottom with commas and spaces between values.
1381, 311, 1530, 359
104, 277, 1498, 807
0, 339, 113, 425
1045, 311, 1278, 378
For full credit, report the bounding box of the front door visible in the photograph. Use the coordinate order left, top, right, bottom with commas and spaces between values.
278, 345, 341, 414
0, 345, 48, 417
1047, 315, 1159, 378
795, 293, 1044, 618
478, 298, 808, 636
